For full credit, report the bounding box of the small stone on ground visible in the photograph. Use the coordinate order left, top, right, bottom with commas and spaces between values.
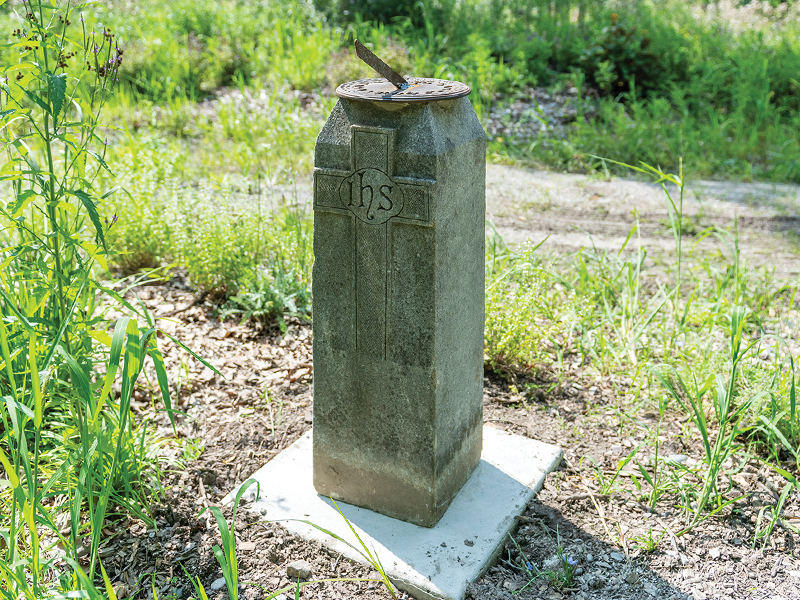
210, 577, 226, 591
286, 559, 311, 580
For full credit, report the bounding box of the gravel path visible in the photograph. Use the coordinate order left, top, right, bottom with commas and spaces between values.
485, 165, 800, 277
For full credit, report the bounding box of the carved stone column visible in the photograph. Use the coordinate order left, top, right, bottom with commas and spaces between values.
312, 88, 485, 528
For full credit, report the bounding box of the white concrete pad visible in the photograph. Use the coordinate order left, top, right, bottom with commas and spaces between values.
226, 426, 562, 600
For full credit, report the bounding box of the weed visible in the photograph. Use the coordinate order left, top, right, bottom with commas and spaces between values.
262, 386, 284, 436
654, 306, 766, 531
197, 479, 257, 600
586, 443, 641, 495
506, 529, 579, 593
752, 477, 797, 548
631, 527, 667, 553
0, 4, 220, 596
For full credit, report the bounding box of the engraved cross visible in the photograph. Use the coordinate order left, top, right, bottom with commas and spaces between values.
314, 125, 434, 359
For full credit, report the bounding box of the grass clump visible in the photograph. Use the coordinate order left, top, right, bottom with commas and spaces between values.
485, 233, 584, 374
106, 157, 314, 319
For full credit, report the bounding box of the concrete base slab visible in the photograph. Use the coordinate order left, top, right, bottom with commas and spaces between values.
226, 426, 562, 600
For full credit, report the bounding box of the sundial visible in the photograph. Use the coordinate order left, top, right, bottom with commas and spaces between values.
336, 40, 471, 102
231, 44, 561, 600
312, 38, 486, 531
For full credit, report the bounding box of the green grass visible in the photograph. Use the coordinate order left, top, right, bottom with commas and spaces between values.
68, 0, 800, 305
15, 0, 794, 297
4, 0, 791, 184
484, 161, 800, 536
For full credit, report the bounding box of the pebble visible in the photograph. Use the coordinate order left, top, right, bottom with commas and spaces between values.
709, 547, 721, 559
502, 579, 519, 591
625, 571, 638, 584
590, 574, 606, 589
210, 577, 226, 591
668, 454, 688, 463
585, 553, 594, 562
574, 567, 584, 576
286, 559, 311, 580
610, 552, 625, 562
464, 539, 474, 547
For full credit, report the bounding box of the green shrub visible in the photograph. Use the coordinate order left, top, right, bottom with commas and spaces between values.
180, 197, 264, 299
579, 13, 661, 96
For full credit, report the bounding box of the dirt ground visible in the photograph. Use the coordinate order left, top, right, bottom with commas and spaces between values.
99, 166, 800, 600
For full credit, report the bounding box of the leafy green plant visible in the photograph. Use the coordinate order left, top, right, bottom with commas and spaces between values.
0, 4, 219, 597
753, 349, 800, 468
632, 392, 673, 508
505, 531, 579, 594
0, 2, 136, 594
752, 478, 797, 549
0, 312, 183, 597
218, 200, 313, 328
580, 13, 662, 96
0, 0, 124, 358
199, 479, 257, 600
630, 527, 667, 553
654, 306, 765, 531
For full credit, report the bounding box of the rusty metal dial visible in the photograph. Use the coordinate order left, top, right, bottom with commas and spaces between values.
336, 77, 471, 103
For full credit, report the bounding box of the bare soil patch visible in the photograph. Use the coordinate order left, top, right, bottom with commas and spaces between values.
103, 283, 800, 600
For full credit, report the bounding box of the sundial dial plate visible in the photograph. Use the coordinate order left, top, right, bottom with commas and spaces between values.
336, 77, 471, 102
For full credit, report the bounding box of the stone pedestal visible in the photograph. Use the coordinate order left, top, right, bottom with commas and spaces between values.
312, 96, 485, 527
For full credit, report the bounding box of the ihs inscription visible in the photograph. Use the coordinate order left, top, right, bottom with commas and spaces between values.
314, 123, 435, 359
339, 168, 404, 224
